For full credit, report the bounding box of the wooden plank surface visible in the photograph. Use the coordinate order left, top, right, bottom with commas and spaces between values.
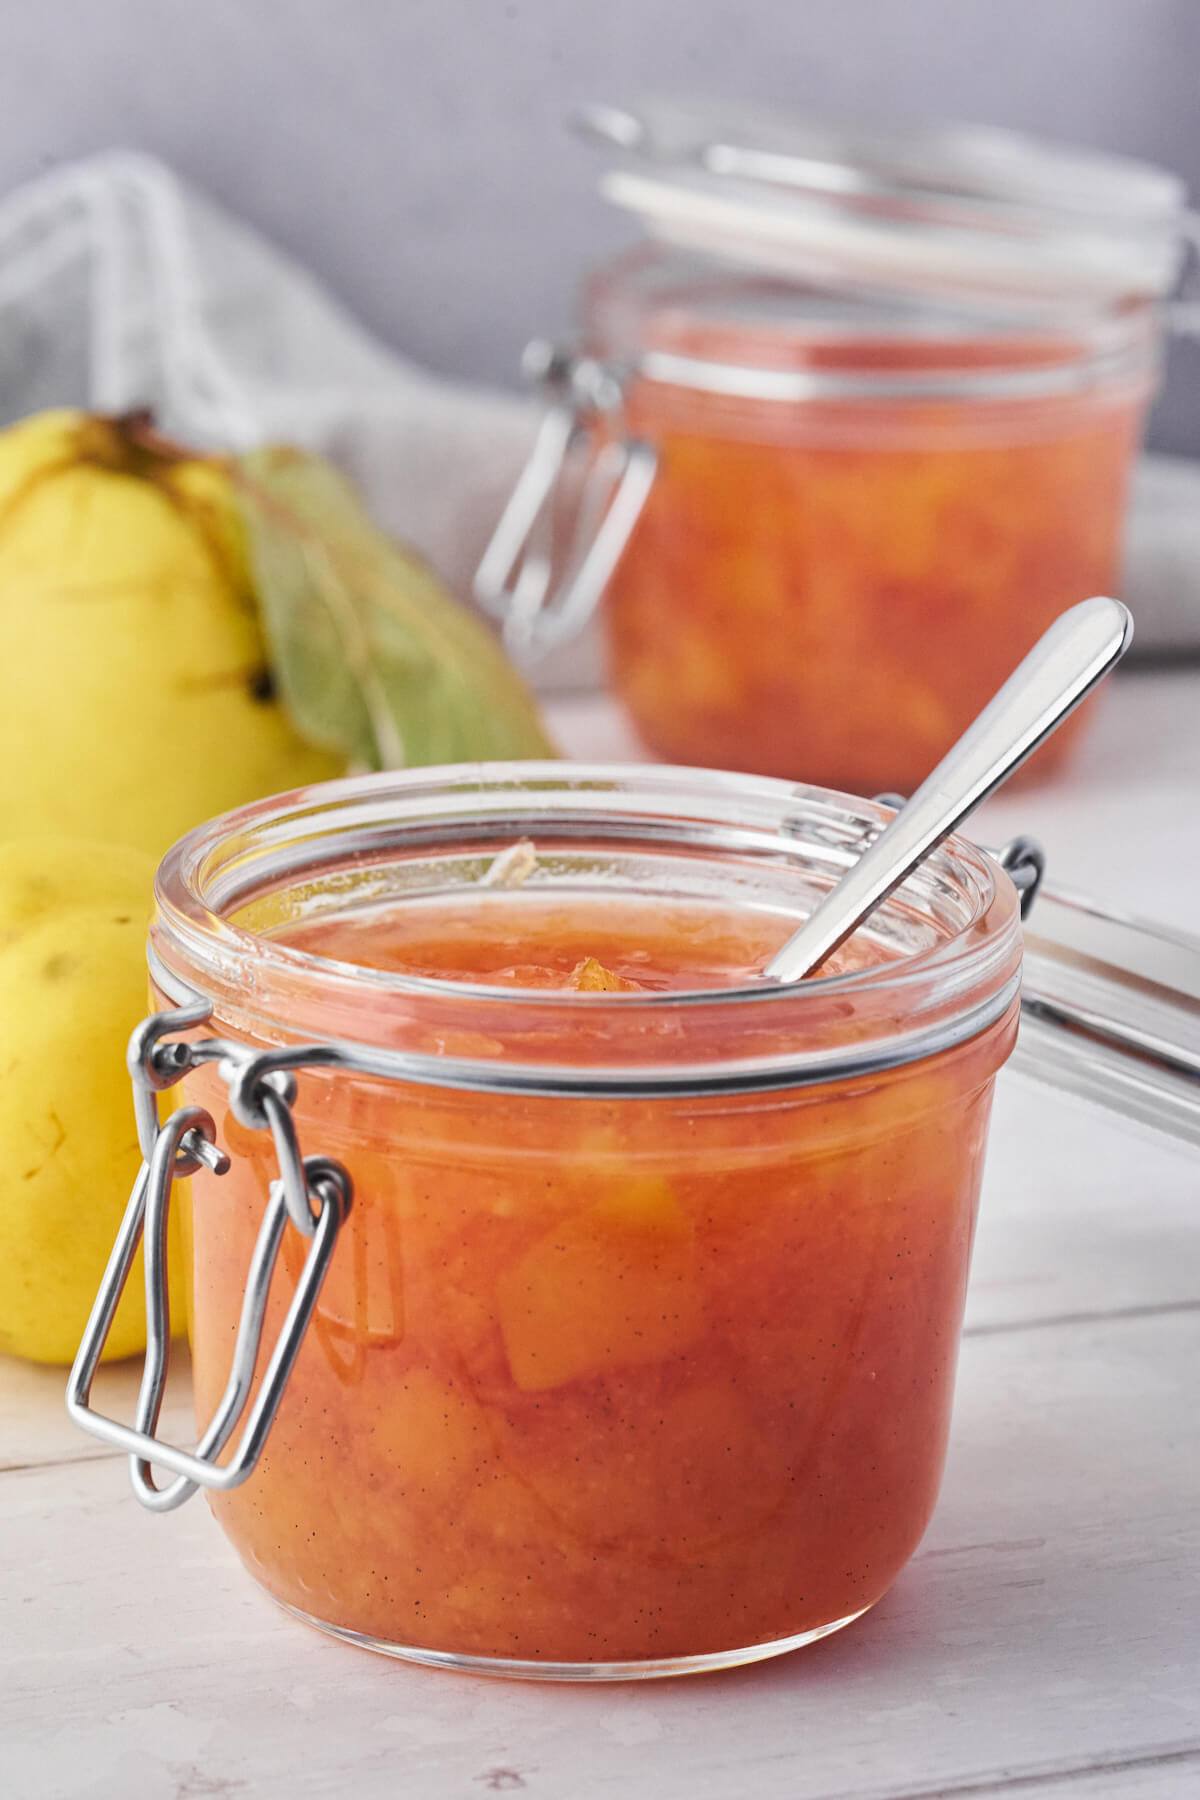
3, 1310, 1198, 1800
968, 1079, 1200, 1333
0, 1351, 195, 1475
2, 669, 1199, 1800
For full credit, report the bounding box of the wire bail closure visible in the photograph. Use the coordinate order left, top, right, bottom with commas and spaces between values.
873, 793, 1046, 923
66, 989, 353, 1514
473, 338, 657, 655
995, 835, 1046, 920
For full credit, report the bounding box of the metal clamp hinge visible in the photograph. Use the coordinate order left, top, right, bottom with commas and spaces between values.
872, 796, 1045, 922
473, 337, 657, 655
1166, 210, 1200, 341
66, 989, 353, 1513
996, 835, 1046, 920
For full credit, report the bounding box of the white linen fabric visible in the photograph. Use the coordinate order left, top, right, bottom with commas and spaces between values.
0, 150, 1194, 664
0, 151, 542, 647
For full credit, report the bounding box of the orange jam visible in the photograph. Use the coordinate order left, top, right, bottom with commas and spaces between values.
180, 892, 1015, 1668
582, 251, 1156, 793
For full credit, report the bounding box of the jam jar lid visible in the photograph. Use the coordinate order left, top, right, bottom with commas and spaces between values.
576, 99, 1193, 311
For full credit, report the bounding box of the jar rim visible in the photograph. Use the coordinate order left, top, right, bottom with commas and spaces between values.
582, 244, 1161, 407
150, 765, 1022, 1097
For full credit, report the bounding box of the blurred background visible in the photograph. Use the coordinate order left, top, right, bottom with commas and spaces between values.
3, 0, 1198, 450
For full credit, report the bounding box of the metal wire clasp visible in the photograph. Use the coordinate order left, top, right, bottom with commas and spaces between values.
996, 835, 1046, 920
473, 338, 657, 655
66, 990, 353, 1513
872, 794, 1046, 922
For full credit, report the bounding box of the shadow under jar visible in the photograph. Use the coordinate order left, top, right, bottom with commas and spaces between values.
140, 765, 1022, 1677
478, 106, 1191, 793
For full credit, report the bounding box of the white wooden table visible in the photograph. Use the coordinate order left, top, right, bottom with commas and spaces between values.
3, 669, 1199, 1800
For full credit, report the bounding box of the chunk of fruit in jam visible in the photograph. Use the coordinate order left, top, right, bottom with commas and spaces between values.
567, 955, 644, 992
497, 1175, 701, 1390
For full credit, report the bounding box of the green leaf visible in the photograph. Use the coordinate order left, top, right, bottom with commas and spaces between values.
232, 446, 556, 771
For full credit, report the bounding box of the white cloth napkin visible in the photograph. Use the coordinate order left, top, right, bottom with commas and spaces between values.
0, 150, 544, 638
0, 149, 1194, 663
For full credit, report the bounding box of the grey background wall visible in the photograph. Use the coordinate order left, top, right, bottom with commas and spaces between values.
4, 0, 1198, 449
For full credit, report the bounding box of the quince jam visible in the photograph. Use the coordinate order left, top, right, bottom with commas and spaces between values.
583, 259, 1155, 793
181, 895, 1013, 1667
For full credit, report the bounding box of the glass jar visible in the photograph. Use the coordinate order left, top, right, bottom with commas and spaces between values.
67, 762, 1200, 1677
477, 105, 1192, 793
70, 764, 1027, 1678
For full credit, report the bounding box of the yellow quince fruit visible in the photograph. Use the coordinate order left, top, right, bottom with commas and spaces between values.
0, 409, 342, 858
0, 837, 184, 1364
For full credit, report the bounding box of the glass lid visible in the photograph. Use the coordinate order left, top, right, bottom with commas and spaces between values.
576, 99, 1191, 311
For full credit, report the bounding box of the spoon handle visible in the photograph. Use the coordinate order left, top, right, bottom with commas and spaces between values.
764, 595, 1134, 985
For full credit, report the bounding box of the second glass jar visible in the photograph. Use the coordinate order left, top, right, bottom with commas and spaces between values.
477, 109, 1185, 793
586, 248, 1158, 791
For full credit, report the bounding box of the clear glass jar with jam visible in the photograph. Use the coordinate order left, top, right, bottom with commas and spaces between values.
477, 104, 1194, 793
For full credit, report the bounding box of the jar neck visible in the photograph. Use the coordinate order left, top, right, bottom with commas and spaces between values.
582, 243, 1162, 407
150, 765, 1022, 1097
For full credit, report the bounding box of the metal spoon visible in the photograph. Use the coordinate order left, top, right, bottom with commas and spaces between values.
763, 595, 1134, 984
